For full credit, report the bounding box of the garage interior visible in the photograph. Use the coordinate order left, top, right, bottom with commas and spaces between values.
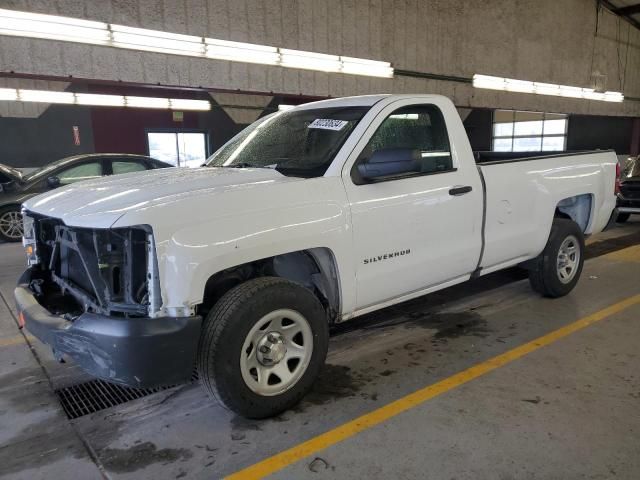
1, 0, 640, 479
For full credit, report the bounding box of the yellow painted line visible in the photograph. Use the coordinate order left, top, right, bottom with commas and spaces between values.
226, 293, 640, 480
603, 244, 640, 263
0, 333, 35, 347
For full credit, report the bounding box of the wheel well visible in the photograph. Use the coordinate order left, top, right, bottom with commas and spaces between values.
198, 248, 341, 323
555, 194, 592, 232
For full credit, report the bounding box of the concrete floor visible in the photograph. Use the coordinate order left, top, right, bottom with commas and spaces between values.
1, 220, 640, 479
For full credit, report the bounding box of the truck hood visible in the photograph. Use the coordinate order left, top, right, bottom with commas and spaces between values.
23, 167, 299, 228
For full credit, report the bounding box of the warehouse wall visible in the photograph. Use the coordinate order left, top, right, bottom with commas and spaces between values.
0, 105, 95, 167
0, 0, 639, 117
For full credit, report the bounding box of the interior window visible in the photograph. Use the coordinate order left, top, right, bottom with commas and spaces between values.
112, 161, 147, 175
354, 105, 453, 183
57, 162, 102, 185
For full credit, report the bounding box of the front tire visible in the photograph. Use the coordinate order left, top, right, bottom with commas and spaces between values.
197, 277, 329, 418
0, 206, 23, 242
529, 218, 584, 298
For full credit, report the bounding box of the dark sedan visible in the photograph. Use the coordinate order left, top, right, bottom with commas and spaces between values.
0, 153, 173, 242
617, 156, 640, 223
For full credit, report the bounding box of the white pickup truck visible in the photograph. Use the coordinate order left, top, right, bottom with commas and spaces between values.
15, 94, 618, 418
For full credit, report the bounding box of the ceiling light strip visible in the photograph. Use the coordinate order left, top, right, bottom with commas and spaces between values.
0, 88, 211, 110
473, 74, 624, 103
0, 8, 394, 78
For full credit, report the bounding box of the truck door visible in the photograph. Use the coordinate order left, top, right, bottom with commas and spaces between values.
342, 98, 483, 312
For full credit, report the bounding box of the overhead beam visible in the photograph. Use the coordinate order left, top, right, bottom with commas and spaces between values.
613, 3, 640, 15
600, 0, 640, 30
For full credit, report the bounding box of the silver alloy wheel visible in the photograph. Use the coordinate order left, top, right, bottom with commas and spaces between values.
240, 308, 313, 396
0, 210, 23, 240
556, 235, 580, 284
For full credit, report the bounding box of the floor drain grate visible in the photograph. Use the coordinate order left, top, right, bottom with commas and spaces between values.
56, 369, 200, 419
55, 379, 177, 420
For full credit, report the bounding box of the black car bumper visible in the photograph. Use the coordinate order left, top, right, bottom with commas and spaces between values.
15, 269, 202, 388
617, 191, 640, 214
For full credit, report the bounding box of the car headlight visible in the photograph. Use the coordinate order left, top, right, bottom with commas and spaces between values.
22, 213, 40, 266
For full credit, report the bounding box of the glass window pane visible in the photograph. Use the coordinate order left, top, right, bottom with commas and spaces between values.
113, 161, 147, 175
543, 119, 567, 135
514, 120, 543, 136
542, 136, 566, 151
493, 122, 513, 137
362, 105, 452, 178
148, 133, 179, 166
513, 137, 542, 152
58, 162, 102, 185
177, 133, 207, 168
493, 138, 513, 152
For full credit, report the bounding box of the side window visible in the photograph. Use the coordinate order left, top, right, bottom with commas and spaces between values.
353, 104, 453, 184
57, 162, 103, 185
112, 161, 147, 175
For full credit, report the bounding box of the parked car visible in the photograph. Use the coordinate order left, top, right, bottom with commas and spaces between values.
616, 156, 640, 223
0, 153, 172, 242
0, 163, 24, 184
15, 94, 617, 418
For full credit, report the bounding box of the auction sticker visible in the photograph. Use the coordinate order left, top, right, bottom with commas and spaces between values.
308, 119, 348, 131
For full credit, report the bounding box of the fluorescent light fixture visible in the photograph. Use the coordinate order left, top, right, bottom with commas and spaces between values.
75, 93, 125, 106
169, 98, 211, 111
0, 8, 109, 45
125, 96, 170, 109
280, 48, 342, 73
340, 56, 394, 78
111, 24, 205, 56
0, 8, 395, 78
0, 87, 212, 110
473, 74, 624, 103
0, 88, 17, 100
205, 39, 279, 65
278, 104, 295, 111
19, 89, 75, 104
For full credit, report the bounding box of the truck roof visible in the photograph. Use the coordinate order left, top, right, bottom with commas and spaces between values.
296, 94, 449, 110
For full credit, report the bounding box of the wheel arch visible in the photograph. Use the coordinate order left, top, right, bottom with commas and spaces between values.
554, 193, 593, 233
198, 247, 341, 323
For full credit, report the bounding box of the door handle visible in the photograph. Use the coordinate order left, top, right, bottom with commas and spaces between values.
449, 185, 473, 196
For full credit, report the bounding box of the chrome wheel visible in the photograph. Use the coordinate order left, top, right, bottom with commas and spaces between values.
557, 235, 580, 284
240, 308, 313, 396
0, 210, 23, 240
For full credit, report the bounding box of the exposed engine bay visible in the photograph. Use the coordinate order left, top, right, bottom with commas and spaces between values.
23, 211, 157, 318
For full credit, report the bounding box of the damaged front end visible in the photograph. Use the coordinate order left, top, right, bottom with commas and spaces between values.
24, 213, 159, 318
15, 211, 201, 388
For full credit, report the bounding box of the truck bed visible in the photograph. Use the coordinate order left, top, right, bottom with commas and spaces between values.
474, 150, 613, 164
474, 149, 618, 275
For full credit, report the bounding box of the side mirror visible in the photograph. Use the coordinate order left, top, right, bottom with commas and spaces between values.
357, 148, 419, 181
46, 176, 61, 189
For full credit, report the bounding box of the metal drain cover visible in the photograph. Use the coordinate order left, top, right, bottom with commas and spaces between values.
55, 380, 174, 419
55, 371, 198, 420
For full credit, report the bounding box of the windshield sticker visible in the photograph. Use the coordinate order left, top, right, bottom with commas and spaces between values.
308, 119, 348, 131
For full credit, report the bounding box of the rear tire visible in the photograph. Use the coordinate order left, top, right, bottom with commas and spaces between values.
616, 212, 630, 223
197, 277, 329, 419
0, 206, 23, 242
529, 218, 584, 298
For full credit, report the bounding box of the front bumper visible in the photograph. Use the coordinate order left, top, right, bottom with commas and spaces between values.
15, 269, 202, 388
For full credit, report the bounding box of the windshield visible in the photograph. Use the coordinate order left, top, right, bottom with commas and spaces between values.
205, 106, 369, 177
22, 156, 78, 182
